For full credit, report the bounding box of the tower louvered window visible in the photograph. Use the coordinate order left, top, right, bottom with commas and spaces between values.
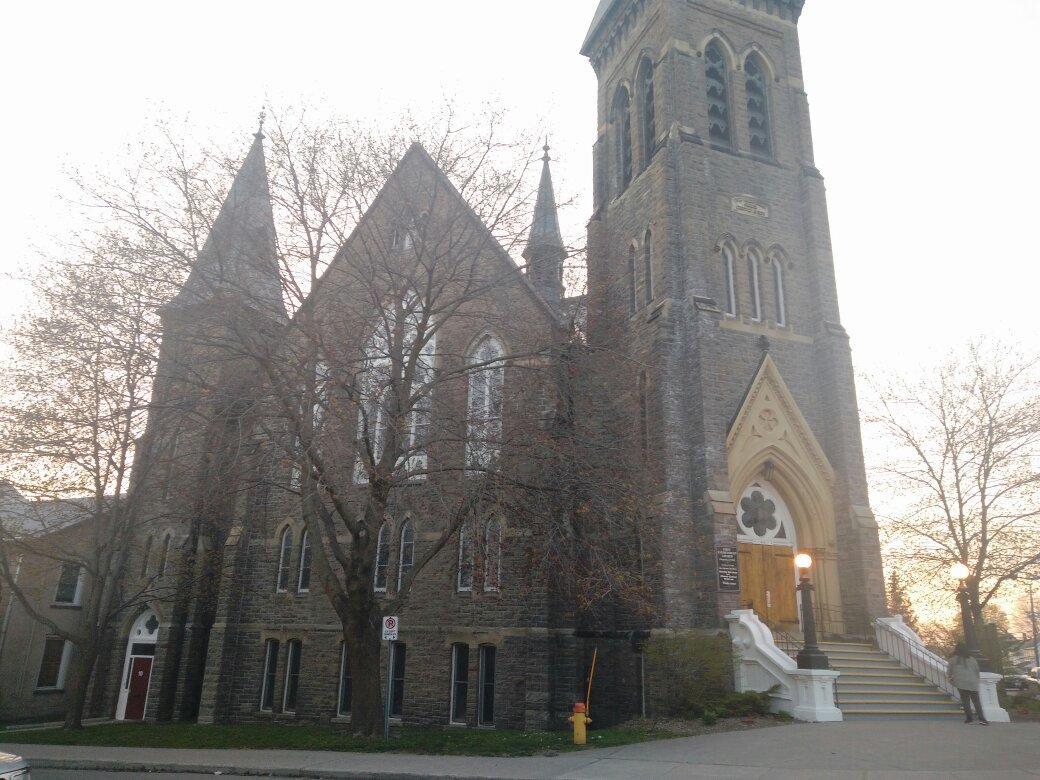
613, 88, 633, 194
640, 58, 656, 167
745, 54, 772, 158
705, 42, 731, 148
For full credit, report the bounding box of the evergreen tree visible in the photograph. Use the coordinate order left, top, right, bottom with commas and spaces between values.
887, 569, 919, 632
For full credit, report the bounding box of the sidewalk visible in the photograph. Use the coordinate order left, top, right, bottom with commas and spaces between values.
5, 721, 1040, 779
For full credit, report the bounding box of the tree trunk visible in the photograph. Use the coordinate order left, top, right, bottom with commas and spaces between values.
63, 643, 98, 730
348, 617, 385, 736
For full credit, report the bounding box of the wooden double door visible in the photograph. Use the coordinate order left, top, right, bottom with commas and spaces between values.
738, 543, 798, 629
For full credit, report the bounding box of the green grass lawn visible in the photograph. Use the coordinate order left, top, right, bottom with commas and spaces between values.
0, 721, 680, 757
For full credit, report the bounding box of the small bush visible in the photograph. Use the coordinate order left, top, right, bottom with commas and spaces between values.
643, 633, 774, 719
700, 710, 718, 726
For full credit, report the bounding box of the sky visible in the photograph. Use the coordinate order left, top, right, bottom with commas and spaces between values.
1, 1, 1038, 615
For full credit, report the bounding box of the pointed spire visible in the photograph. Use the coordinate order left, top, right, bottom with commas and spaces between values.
172, 133, 284, 316
523, 141, 566, 307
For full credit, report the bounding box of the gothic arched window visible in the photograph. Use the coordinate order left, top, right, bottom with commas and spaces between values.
484, 518, 502, 592
297, 529, 312, 593
612, 87, 633, 194
772, 257, 787, 327
397, 519, 414, 591
466, 336, 505, 469
276, 527, 293, 593
643, 229, 654, 305
705, 41, 732, 148
158, 533, 172, 577
722, 245, 738, 316
745, 53, 772, 158
374, 522, 390, 593
457, 522, 475, 592
140, 535, 153, 578
639, 58, 656, 168
628, 245, 637, 316
748, 249, 763, 322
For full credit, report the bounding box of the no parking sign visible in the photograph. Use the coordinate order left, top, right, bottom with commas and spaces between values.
382, 615, 399, 641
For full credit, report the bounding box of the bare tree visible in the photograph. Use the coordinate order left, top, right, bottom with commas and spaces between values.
0, 233, 178, 728
869, 342, 1040, 626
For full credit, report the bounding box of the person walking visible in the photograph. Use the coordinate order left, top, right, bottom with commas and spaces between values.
947, 643, 989, 725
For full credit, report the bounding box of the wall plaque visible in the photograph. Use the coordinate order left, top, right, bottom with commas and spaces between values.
716, 545, 740, 592
731, 195, 770, 219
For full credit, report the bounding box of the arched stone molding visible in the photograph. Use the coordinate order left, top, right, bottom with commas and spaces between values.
726, 355, 845, 634
698, 31, 738, 69
740, 44, 778, 80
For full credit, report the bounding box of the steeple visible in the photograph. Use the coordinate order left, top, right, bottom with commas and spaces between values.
523, 143, 566, 307
172, 131, 285, 316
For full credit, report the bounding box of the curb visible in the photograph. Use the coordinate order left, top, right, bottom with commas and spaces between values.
26, 758, 513, 780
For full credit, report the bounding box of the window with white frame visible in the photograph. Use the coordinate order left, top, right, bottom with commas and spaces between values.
478, 644, 496, 726
276, 527, 294, 593
722, 245, 738, 316
374, 523, 390, 593
297, 529, 312, 593
484, 519, 502, 592
282, 639, 302, 713
260, 639, 279, 711
747, 250, 763, 322
312, 360, 330, 431
450, 643, 469, 724
36, 637, 72, 690
772, 257, 787, 327
457, 522, 474, 592
397, 519, 414, 592
157, 533, 172, 577
53, 563, 83, 606
337, 642, 352, 717
465, 336, 505, 470
354, 300, 436, 484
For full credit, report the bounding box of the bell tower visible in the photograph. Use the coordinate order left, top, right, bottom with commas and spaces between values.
582, 0, 885, 635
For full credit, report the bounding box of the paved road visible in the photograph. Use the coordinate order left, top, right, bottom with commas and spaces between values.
34, 773, 266, 780
6, 721, 1040, 779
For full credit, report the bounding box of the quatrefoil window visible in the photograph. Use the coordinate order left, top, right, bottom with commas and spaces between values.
740, 490, 778, 538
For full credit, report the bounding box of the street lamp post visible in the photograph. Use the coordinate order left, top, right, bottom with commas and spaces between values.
794, 553, 830, 670
950, 562, 990, 673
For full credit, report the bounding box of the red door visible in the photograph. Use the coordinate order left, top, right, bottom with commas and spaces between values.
124, 656, 153, 720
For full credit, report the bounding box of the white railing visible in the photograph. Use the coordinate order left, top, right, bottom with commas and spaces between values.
726, 609, 843, 722
875, 615, 1010, 723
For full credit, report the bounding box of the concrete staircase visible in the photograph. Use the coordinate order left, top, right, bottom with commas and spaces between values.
819, 641, 964, 719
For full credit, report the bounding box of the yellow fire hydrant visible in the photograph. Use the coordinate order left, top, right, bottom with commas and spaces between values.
568, 702, 592, 745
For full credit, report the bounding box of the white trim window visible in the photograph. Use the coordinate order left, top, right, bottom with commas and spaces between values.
483, 519, 502, 593
53, 563, 84, 606
773, 259, 787, 327
397, 519, 414, 592
722, 245, 738, 316
449, 643, 469, 724
157, 533, 172, 577
282, 639, 302, 714
312, 360, 330, 431
35, 637, 72, 691
478, 644, 496, 727
748, 250, 763, 322
457, 522, 474, 592
374, 523, 390, 593
276, 527, 294, 593
297, 529, 312, 593
355, 303, 436, 484
465, 336, 505, 470
337, 642, 352, 717
259, 639, 279, 711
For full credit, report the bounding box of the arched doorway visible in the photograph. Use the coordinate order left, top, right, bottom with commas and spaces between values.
116, 609, 159, 721
736, 480, 801, 630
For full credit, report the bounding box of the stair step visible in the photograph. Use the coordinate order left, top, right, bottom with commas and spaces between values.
828, 659, 905, 669
839, 702, 964, 714
837, 691, 956, 703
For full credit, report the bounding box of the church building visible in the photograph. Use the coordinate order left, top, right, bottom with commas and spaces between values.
4, 0, 889, 730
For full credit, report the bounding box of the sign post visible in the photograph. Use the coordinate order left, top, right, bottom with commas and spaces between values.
381, 616, 399, 740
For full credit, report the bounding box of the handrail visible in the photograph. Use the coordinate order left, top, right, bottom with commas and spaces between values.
874, 617, 957, 698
